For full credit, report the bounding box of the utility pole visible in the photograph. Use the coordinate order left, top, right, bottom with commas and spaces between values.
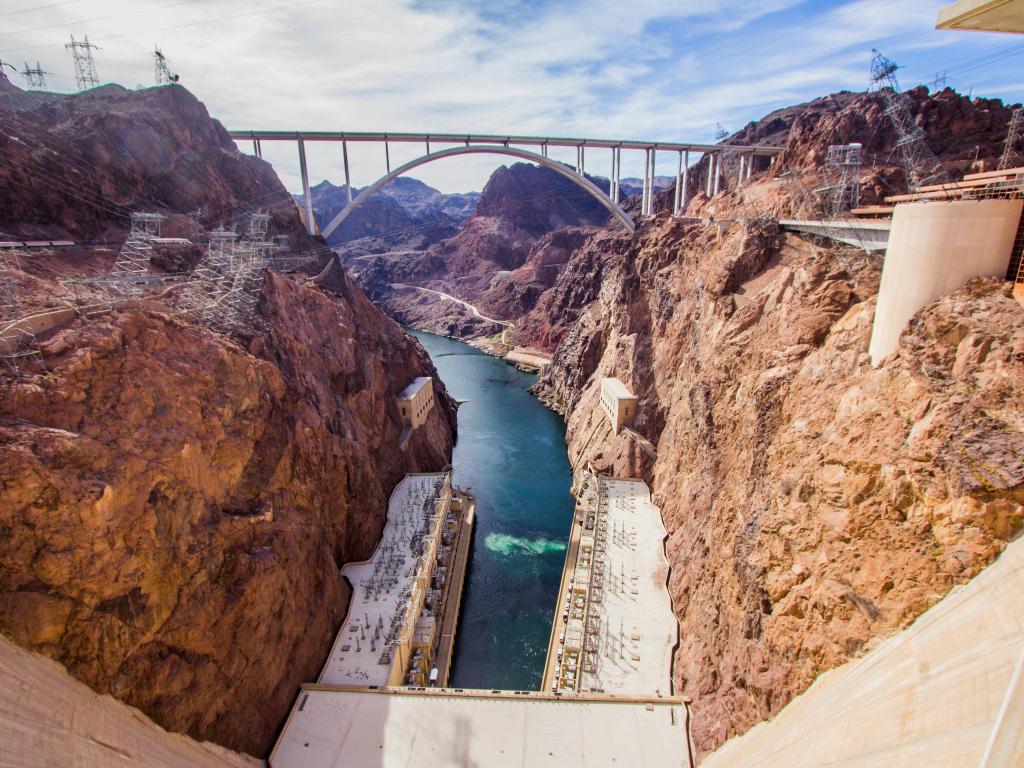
999, 106, 1024, 171
153, 47, 179, 85
66, 35, 100, 92
20, 62, 52, 91
870, 49, 949, 192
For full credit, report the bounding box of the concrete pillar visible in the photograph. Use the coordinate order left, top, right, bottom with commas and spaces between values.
253, 138, 261, 159
385, 139, 391, 174
342, 140, 353, 205
610, 149, 617, 204
868, 199, 1023, 365
610, 148, 618, 204
705, 154, 714, 197
713, 153, 722, 196
641, 149, 651, 215
746, 153, 754, 181
580, 144, 585, 176
680, 150, 690, 215
738, 155, 746, 187
649, 150, 657, 215
297, 138, 317, 236
674, 150, 683, 215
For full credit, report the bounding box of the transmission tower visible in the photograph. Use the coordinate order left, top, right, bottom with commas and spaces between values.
999, 106, 1024, 170
66, 35, 100, 92
870, 49, 949, 193
20, 61, 52, 90
180, 214, 272, 335
822, 143, 863, 217
153, 47, 179, 85
108, 212, 164, 295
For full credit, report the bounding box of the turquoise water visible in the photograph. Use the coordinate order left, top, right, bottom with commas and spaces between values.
411, 330, 574, 691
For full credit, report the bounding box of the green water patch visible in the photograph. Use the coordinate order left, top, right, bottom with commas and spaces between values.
484, 532, 568, 556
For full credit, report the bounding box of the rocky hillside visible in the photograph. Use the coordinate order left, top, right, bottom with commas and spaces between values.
0, 80, 457, 757
343, 161, 612, 337
303, 176, 479, 248
528, 87, 1024, 754
0, 79, 306, 244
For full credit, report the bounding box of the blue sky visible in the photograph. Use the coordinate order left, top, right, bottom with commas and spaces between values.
2, 0, 1023, 192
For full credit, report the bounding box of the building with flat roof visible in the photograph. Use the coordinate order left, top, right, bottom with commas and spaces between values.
599, 377, 637, 434
397, 376, 434, 429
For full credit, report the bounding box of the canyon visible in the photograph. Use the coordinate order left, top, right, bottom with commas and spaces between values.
3, 66, 1024, 767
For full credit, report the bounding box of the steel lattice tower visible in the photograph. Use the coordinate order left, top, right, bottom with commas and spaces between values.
823, 143, 863, 216
66, 35, 100, 92
999, 107, 1024, 170
153, 47, 179, 85
108, 213, 164, 295
20, 61, 52, 90
870, 49, 949, 193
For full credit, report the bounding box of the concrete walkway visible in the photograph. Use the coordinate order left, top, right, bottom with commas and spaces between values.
390, 283, 514, 327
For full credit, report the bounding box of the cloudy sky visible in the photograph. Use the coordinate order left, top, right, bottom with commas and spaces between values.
2, 0, 1022, 192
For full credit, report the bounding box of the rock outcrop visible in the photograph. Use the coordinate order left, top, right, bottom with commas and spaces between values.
0, 79, 306, 243
0, 79, 457, 758
340, 162, 612, 335
531, 87, 1024, 754
0, 268, 455, 756
304, 176, 479, 249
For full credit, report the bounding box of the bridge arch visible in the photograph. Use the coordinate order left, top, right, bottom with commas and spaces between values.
320, 144, 636, 239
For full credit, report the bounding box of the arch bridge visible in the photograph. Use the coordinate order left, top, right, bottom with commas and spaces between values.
228, 130, 786, 237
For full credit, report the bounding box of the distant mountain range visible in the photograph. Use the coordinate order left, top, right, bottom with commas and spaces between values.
297, 177, 480, 248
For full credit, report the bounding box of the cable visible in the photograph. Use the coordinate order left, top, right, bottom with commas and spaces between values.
0, 1, 80, 20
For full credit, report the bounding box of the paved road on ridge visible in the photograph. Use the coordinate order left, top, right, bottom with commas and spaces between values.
390, 283, 514, 327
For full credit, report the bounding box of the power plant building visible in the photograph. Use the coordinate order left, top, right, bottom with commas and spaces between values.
397, 376, 434, 429
600, 377, 637, 434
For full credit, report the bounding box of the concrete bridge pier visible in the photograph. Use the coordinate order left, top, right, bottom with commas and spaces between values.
705, 154, 715, 197
641, 149, 651, 215
342, 140, 353, 204
296, 137, 317, 235
673, 149, 689, 215
713, 153, 722, 196
252, 138, 262, 159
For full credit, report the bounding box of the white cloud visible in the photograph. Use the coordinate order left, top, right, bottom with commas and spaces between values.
0, 0, 1015, 192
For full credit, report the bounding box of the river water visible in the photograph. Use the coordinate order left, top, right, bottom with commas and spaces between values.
411, 330, 574, 691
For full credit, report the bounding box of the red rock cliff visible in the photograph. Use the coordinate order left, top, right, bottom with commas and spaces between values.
0, 268, 455, 756
531, 88, 1024, 754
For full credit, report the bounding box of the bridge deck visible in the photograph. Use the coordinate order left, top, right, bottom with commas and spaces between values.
228, 129, 785, 156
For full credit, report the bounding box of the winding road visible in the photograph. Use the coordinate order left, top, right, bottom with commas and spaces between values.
390, 283, 514, 327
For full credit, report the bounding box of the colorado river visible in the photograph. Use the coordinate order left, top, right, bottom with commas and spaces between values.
411, 330, 574, 690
